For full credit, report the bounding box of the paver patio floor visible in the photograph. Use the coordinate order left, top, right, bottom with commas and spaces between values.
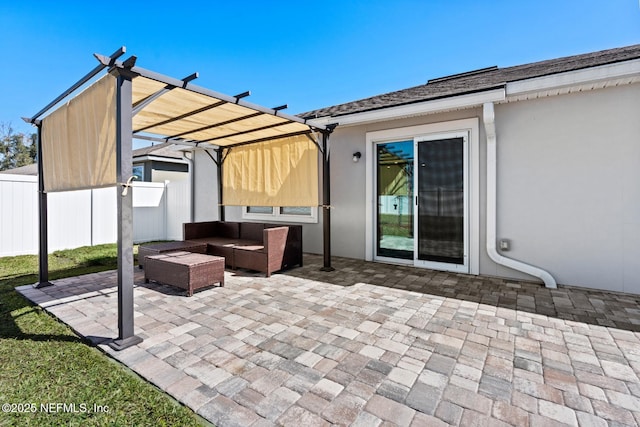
17, 254, 640, 426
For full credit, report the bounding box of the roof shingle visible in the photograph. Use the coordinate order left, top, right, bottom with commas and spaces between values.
300, 44, 640, 119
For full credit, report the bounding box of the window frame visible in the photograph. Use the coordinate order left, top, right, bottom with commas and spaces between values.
242, 206, 318, 223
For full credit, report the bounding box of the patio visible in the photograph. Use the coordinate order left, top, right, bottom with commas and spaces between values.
16, 254, 640, 426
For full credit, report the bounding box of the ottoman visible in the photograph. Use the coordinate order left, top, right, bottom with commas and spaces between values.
138, 241, 208, 269
144, 251, 225, 296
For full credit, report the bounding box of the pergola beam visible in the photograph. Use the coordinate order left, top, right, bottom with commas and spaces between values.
25, 47, 126, 123
133, 133, 196, 145
98, 56, 327, 132
199, 120, 293, 144
134, 100, 227, 133
168, 111, 264, 139
221, 130, 313, 149
132, 72, 199, 116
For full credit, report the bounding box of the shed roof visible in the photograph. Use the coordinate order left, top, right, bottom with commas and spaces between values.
0, 163, 38, 175
132, 142, 186, 160
0, 143, 185, 176
301, 44, 640, 119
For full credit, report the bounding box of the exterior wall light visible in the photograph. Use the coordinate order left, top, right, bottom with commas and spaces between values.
352, 152, 362, 163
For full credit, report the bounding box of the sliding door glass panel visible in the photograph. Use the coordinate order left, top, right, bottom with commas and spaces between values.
376, 140, 414, 259
417, 138, 464, 264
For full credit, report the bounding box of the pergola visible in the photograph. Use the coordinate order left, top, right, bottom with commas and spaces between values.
24, 47, 336, 350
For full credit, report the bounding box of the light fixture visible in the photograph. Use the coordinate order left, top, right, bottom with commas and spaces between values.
352, 151, 362, 163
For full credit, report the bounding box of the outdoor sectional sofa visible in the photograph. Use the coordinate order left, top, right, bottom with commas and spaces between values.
183, 221, 303, 277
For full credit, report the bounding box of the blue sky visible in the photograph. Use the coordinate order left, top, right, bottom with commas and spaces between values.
1, 0, 639, 141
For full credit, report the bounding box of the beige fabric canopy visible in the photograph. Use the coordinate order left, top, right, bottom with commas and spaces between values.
41, 74, 321, 207
131, 77, 312, 145
42, 75, 117, 192
223, 134, 318, 206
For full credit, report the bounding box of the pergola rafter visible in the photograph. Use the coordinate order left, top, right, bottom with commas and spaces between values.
24, 47, 336, 351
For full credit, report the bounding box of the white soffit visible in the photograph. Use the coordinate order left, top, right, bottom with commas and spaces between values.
505, 58, 640, 100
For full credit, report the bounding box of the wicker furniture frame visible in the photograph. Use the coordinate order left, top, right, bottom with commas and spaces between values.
144, 251, 224, 296
183, 221, 303, 277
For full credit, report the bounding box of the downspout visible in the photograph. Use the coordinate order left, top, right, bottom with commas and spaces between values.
483, 102, 557, 289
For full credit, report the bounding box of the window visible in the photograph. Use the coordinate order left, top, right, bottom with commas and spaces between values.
243, 206, 317, 223
132, 165, 145, 182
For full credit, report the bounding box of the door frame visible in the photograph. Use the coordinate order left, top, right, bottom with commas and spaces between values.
365, 118, 480, 275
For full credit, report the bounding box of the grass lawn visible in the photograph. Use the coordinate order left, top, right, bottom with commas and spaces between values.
0, 244, 205, 426
379, 213, 413, 238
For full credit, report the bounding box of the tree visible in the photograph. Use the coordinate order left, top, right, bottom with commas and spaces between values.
0, 123, 37, 171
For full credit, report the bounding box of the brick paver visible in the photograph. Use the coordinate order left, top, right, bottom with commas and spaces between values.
16, 254, 640, 426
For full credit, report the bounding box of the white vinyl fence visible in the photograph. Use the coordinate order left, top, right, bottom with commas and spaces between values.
0, 174, 191, 257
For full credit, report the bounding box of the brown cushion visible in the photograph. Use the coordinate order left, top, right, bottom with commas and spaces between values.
233, 240, 265, 252
213, 221, 240, 238
188, 237, 235, 246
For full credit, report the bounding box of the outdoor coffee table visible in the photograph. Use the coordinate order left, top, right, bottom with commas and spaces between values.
144, 251, 225, 296
138, 240, 208, 269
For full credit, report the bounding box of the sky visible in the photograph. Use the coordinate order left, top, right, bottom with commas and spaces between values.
1, 0, 639, 144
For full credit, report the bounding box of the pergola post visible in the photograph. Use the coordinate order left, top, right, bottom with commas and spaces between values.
109, 69, 143, 351
216, 148, 225, 221
36, 122, 52, 288
320, 130, 335, 271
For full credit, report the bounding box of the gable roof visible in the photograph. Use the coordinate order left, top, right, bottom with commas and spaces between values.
0, 163, 38, 175
301, 44, 640, 119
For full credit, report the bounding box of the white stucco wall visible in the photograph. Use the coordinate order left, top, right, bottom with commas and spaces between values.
494, 84, 640, 293
191, 82, 640, 294
151, 169, 188, 183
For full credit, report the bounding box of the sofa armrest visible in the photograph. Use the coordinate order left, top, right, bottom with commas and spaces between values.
263, 227, 289, 255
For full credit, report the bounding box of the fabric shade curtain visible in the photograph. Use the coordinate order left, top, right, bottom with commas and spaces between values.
222, 134, 319, 207
41, 74, 117, 192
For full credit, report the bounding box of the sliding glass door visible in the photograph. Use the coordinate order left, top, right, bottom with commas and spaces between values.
375, 134, 468, 272
376, 140, 414, 260
415, 136, 466, 268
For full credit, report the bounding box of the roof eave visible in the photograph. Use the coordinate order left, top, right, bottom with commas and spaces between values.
308, 56, 640, 128
307, 88, 506, 128
133, 155, 189, 164
505, 57, 640, 97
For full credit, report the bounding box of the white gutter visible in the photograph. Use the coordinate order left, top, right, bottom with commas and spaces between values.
483, 102, 557, 289
133, 155, 189, 164
506, 58, 640, 96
